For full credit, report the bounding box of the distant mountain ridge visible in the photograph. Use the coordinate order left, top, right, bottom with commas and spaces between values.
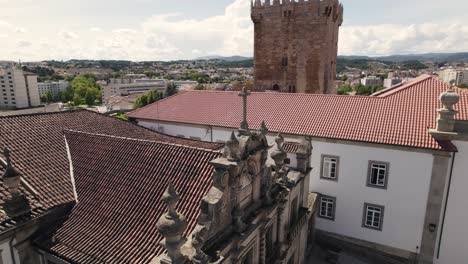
194, 55, 252, 62
339, 52, 468, 62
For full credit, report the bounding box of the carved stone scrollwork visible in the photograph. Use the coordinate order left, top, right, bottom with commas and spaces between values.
191, 225, 210, 264
226, 132, 240, 161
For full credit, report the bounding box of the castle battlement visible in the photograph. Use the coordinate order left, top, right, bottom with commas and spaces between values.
251, 0, 343, 94
252, 0, 343, 24
252, 0, 343, 10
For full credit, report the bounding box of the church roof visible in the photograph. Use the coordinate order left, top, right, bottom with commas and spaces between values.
35, 131, 221, 263
0, 110, 223, 210
128, 75, 468, 151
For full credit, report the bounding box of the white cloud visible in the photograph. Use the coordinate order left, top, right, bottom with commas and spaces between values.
59, 30, 79, 40
0, 0, 468, 61
339, 22, 468, 56
17, 40, 32, 47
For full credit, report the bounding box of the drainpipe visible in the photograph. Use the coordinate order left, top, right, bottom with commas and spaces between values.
210, 126, 213, 142
436, 151, 456, 259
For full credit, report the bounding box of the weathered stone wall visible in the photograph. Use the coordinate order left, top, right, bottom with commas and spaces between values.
252, 0, 343, 94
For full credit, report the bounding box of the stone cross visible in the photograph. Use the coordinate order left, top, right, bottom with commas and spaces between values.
239, 87, 251, 130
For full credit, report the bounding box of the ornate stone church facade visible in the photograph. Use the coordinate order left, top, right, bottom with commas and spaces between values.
153, 90, 317, 264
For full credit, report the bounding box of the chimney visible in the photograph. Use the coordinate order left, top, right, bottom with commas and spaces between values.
156, 182, 187, 264
2, 147, 31, 218
436, 83, 460, 133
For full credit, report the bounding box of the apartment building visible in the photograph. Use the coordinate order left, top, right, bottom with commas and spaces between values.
37, 81, 69, 96
0, 67, 40, 109
439, 68, 468, 85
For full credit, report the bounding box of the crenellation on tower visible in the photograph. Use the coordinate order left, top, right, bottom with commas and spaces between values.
252, 0, 343, 94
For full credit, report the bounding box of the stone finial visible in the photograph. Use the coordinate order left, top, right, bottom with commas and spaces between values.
2, 147, 31, 218
255, 0, 261, 7
296, 137, 313, 173
156, 182, 188, 264
226, 132, 240, 161
3, 147, 21, 195
435, 83, 461, 133
259, 121, 268, 135
440, 82, 460, 112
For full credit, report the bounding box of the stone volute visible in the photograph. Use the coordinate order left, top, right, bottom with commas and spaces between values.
156, 182, 188, 264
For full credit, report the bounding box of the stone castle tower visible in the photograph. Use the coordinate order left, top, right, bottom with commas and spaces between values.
251, 0, 343, 94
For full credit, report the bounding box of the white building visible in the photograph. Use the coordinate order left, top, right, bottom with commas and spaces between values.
439, 68, 468, 86
128, 75, 468, 264
384, 77, 415, 88
102, 78, 166, 103
0, 67, 40, 109
361, 76, 383, 86
37, 81, 69, 97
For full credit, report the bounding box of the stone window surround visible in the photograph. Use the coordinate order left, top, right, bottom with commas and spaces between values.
318, 194, 336, 221
367, 161, 390, 189
362, 203, 385, 231
320, 154, 340, 182
239, 240, 257, 264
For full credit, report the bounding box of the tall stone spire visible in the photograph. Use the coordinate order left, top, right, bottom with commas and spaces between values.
239, 87, 251, 131
156, 182, 187, 264
2, 147, 30, 218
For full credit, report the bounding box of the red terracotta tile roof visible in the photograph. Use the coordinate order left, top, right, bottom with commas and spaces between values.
0, 110, 223, 210
36, 131, 221, 263
128, 75, 468, 150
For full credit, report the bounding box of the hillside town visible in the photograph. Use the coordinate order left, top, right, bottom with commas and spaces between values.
0, 0, 468, 264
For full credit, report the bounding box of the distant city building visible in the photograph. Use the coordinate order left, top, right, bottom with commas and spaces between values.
37, 81, 69, 96
103, 78, 167, 103
0, 67, 40, 109
361, 76, 383, 86
439, 68, 468, 85
383, 77, 415, 88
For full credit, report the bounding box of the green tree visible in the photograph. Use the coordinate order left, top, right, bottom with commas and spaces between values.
45, 90, 54, 103
133, 94, 148, 109
73, 94, 82, 106
194, 84, 205, 90
166, 82, 178, 97
337, 83, 353, 95
84, 88, 97, 105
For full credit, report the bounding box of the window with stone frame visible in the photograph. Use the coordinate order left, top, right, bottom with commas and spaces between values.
241, 247, 254, 264
265, 224, 274, 262
321, 155, 339, 181
290, 197, 299, 227
319, 195, 336, 220
363, 203, 384, 231
367, 161, 389, 189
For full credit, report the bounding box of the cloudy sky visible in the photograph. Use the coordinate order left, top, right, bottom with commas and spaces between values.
0, 0, 467, 61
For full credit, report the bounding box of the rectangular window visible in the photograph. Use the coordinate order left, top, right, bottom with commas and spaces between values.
363, 203, 384, 231
290, 197, 299, 227
319, 195, 336, 220
367, 161, 389, 189
241, 248, 254, 264
265, 225, 274, 261
321, 155, 339, 181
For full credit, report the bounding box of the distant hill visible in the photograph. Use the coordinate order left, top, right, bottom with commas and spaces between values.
339, 52, 468, 63
195, 55, 252, 62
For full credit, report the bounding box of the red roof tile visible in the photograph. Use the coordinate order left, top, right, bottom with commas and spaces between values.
128, 75, 468, 150
36, 131, 221, 263
0, 110, 223, 210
